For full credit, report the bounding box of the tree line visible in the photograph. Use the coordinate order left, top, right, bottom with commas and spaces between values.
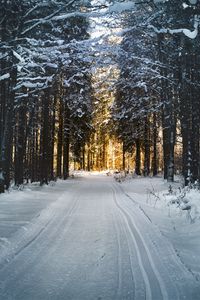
112, 0, 200, 185
1, 0, 200, 193
0, 0, 93, 192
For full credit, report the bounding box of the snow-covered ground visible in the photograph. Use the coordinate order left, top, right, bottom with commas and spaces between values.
0, 174, 199, 299
120, 175, 200, 281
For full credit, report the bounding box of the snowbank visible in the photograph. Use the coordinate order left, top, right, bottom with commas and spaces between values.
120, 176, 200, 280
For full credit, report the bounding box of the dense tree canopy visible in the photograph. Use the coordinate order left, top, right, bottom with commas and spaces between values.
1, 0, 200, 192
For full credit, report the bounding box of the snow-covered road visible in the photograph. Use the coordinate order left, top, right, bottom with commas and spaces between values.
0, 175, 199, 300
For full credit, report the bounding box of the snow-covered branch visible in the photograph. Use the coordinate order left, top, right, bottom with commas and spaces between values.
148, 15, 199, 39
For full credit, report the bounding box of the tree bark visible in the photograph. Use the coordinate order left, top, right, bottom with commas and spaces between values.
63, 102, 70, 179
135, 138, 141, 175
14, 102, 27, 186
57, 98, 63, 178
152, 112, 158, 176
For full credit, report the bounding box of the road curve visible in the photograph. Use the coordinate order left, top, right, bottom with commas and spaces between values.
0, 175, 199, 300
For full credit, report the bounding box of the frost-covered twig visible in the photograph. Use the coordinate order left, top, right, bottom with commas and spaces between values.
147, 185, 160, 207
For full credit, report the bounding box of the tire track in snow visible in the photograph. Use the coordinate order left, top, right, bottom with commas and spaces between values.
112, 186, 169, 300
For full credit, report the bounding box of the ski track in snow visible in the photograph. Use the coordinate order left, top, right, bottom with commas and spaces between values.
112, 182, 199, 300
0, 186, 80, 269
112, 211, 123, 298
112, 185, 169, 300
0, 175, 199, 300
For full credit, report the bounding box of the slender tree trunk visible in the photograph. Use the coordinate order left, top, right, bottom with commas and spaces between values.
14, 102, 27, 186
50, 96, 56, 181
40, 90, 50, 185
87, 144, 91, 171
157, 33, 175, 182
82, 146, 85, 170
2, 64, 17, 190
0, 6, 8, 193
57, 98, 63, 178
144, 116, 150, 176
122, 142, 126, 170
0, 71, 7, 193
190, 54, 200, 183
135, 138, 141, 175
63, 102, 70, 179
152, 112, 158, 176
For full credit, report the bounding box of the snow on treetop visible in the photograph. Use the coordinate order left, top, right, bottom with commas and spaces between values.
109, 1, 135, 13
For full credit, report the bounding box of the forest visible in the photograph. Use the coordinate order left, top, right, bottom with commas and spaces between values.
0, 0, 200, 193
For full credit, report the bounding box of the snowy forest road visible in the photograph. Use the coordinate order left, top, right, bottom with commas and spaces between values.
0, 175, 199, 300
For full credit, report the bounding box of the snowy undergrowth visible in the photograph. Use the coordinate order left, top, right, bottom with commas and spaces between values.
120, 176, 200, 280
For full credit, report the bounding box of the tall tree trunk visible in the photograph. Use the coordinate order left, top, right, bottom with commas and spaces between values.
122, 142, 126, 170
40, 90, 50, 185
57, 98, 63, 178
190, 54, 200, 183
14, 102, 27, 186
50, 96, 56, 181
2, 64, 17, 190
0, 70, 7, 193
82, 146, 85, 170
87, 143, 91, 171
152, 112, 158, 176
63, 102, 70, 179
135, 138, 141, 175
144, 115, 150, 176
